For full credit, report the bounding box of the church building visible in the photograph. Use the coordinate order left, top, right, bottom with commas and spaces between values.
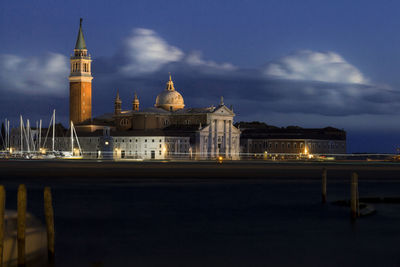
67, 20, 241, 160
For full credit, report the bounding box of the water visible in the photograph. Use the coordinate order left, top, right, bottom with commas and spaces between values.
3, 179, 400, 266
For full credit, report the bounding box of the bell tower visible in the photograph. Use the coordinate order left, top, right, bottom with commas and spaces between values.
69, 18, 93, 124
132, 92, 139, 111
114, 90, 122, 115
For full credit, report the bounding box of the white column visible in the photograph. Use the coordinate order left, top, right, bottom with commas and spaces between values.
223, 120, 227, 156
209, 122, 214, 158
229, 120, 232, 157
214, 120, 218, 156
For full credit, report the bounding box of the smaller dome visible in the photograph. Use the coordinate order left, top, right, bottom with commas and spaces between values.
155, 75, 185, 111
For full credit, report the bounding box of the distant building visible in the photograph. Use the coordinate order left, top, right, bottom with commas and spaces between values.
238, 122, 346, 155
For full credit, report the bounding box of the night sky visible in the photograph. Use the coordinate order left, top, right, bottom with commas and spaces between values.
1, 0, 400, 153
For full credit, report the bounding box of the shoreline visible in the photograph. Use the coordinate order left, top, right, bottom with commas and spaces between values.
1, 160, 400, 181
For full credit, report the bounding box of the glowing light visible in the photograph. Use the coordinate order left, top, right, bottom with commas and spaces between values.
40, 148, 46, 154
105, 141, 109, 145
9, 147, 13, 154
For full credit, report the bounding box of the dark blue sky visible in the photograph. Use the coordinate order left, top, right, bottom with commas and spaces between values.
1, 0, 400, 153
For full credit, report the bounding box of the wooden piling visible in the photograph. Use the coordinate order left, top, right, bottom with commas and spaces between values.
351, 172, 359, 220
17, 184, 26, 267
44, 187, 55, 265
0, 185, 5, 267
322, 168, 327, 204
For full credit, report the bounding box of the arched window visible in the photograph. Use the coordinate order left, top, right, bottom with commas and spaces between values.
120, 118, 129, 126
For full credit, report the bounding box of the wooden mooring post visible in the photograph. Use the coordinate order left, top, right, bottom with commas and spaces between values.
17, 184, 27, 267
322, 168, 327, 204
0, 185, 5, 267
351, 172, 359, 220
44, 187, 55, 265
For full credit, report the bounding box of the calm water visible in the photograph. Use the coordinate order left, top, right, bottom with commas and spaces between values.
3, 179, 400, 267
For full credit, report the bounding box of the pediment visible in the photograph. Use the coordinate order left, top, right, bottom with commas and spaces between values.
212, 105, 234, 116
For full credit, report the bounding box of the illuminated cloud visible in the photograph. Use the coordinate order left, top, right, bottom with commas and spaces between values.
119, 28, 184, 75
185, 51, 236, 71
0, 53, 69, 96
264, 50, 367, 84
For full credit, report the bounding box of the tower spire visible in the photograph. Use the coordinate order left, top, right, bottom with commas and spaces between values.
116, 90, 121, 102
132, 92, 140, 111
115, 90, 122, 115
75, 18, 87, 50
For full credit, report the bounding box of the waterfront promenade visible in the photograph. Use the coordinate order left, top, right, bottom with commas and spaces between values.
1, 160, 400, 180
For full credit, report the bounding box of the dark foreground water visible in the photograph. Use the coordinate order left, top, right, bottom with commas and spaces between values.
2, 178, 400, 267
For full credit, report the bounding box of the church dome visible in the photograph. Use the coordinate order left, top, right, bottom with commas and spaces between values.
155, 75, 185, 111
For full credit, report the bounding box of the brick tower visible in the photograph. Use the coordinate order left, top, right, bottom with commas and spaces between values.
69, 18, 93, 124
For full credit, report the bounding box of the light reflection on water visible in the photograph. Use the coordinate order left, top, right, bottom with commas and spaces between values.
2, 179, 400, 267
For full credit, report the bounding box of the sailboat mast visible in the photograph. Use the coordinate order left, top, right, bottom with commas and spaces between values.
71, 121, 74, 154
7, 120, 10, 151
36, 121, 38, 151
39, 119, 42, 151
52, 109, 55, 152
26, 119, 30, 153
72, 123, 82, 155
4, 118, 8, 151
20, 115, 23, 155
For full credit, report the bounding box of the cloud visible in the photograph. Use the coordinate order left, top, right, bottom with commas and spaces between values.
264, 50, 367, 84
0, 53, 69, 96
185, 51, 236, 71
119, 28, 184, 75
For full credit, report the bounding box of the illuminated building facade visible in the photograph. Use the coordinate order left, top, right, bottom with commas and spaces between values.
239, 122, 346, 155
